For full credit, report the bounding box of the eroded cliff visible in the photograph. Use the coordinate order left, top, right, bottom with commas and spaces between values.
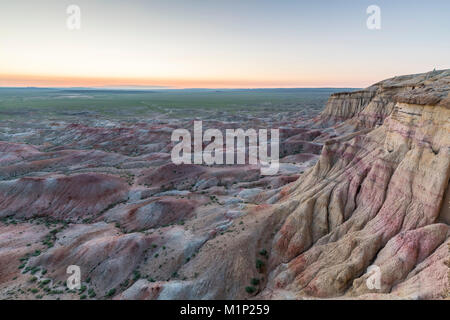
0, 70, 448, 300
110, 70, 450, 300
262, 70, 450, 299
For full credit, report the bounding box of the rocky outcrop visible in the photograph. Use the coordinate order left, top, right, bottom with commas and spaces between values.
0, 70, 448, 300
314, 70, 450, 135
314, 89, 378, 128
103, 196, 205, 232
98, 70, 450, 300
259, 70, 450, 299
0, 173, 130, 221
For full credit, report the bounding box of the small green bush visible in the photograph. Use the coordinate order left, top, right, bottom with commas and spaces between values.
40, 279, 51, 285
106, 288, 116, 297
245, 286, 256, 294
256, 259, 264, 271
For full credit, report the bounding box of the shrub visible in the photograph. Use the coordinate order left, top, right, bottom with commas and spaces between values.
40, 279, 51, 285
256, 259, 264, 272
245, 286, 256, 294
106, 288, 116, 297
30, 267, 40, 275
88, 288, 96, 298
133, 270, 141, 281
32, 250, 41, 257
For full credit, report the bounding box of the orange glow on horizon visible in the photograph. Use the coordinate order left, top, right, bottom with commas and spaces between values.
1, 2, 448, 91
0, 73, 369, 89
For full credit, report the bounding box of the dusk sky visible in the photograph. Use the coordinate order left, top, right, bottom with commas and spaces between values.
1, 0, 449, 88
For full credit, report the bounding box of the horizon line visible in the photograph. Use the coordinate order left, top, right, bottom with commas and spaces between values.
0, 86, 362, 90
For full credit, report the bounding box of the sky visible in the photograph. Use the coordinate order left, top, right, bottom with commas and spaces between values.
0, 0, 449, 88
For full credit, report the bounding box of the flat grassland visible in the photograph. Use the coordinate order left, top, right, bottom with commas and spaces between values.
0, 88, 355, 120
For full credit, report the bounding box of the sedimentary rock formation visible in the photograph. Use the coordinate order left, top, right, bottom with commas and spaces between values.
0, 173, 130, 221
0, 70, 448, 300
261, 70, 450, 299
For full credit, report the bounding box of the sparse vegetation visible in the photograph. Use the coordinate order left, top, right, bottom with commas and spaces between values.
133, 270, 141, 281
259, 249, 268, 257
106, 288, 116, 297
245, 286, 256, 294
256, 259, 265, 272
88, 288, 96, 298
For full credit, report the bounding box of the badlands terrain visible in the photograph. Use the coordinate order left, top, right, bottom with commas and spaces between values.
0, 71, 449, 300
